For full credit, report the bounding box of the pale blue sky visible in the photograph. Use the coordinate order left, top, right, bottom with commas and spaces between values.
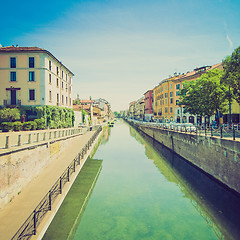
1, 0, 240, 111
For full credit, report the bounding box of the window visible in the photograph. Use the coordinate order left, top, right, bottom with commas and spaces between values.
57, 67, 59, 75
49, 60, 52, 70
29, 57, 35, 68
66, 83, 68, 91
176, 100, 179, 105
170, 107, 173, 113
62, 71, 63, 78
176, 84, 180, 89
56, 78, 59, 87
49, 91, 52, 102
10, 57, 16, 68
170, 98, 173, 104
62, 82, 64, 89
29, 72, 35, 81
171, 84, 173, 89
176, 91, 179, 96
10, 72, 16, 81
165, 93, 168, 98
165, 85, 167, 90
177, 109, 180, 114
165, 107, 168, 113
49, 74, 51, 84
70, 77, 71, 84
57, 93, 59, 103
66, 96, 68, 105
170, 92, 173, 97
62, 95, 64, 104
165, 99, 167, 104
66, 74, 68, 81
29, 89, 35, 100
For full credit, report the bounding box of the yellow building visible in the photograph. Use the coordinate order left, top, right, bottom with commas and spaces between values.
153, 76, 177, 122
0, 46, 74, 108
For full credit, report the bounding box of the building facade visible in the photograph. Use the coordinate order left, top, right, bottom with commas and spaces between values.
0, 46, 74, 108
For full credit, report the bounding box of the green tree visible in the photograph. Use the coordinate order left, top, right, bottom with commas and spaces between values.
222, 46, 240, 104
0, 108, 21, 122
179, 69, 228, 120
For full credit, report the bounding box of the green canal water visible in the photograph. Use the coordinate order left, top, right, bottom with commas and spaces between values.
72, 120, 240, 240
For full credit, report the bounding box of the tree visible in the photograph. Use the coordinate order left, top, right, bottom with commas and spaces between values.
222, 46, 240, 104
179, 69, 228, 122
0, 108, 21, 122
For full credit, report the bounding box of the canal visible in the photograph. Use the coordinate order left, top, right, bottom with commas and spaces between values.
71, 120, 240, 240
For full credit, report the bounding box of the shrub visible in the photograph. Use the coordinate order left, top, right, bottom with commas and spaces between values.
30, 121, 37, 130
34, 119, 45, 130
1, 122, 13, 131
23, 122, 32, 131
0, 108, 20, 123
12, 122, 22, 131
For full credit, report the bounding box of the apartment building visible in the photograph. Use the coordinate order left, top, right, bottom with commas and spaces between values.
152, 63, 223, 123
0, 46, 74, 108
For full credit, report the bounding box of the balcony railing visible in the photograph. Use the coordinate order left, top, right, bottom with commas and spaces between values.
3, 99, 21, 106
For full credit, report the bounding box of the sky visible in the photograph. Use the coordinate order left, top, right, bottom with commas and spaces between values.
1, 0, 240, 111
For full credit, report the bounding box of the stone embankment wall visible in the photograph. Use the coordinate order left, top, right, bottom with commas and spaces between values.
129, 121, 240, 195
0, 132, 81, 208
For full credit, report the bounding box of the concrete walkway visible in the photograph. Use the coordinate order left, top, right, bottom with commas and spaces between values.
0, 130, 95, 240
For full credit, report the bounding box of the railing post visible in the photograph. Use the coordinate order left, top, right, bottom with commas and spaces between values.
233, 127, 235, 140
28, 134, 31, 144
211, 126, 213, 137
59, 177, 62, 194
73, 160, 75, 172
67, 167, 70, 182
33, 210, 37, 235
36, 133, 39, 142
205, 126, 206, 136
18, 135, 21, 146
43, 132, 46, 141
5, 136, 9, 149
49, 191, 52, 211
220, 126, 223, 138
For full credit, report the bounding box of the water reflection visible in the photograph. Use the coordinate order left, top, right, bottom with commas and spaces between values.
129, 125, 240, 240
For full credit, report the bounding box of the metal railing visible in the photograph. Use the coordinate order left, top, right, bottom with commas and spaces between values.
127, 119, 240, 141
11, 126, 102, 240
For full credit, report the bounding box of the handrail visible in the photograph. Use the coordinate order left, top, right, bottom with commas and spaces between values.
126, 119, 240, 141
11, 126, 102, 240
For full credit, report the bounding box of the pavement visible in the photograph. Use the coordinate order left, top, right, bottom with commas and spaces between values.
0, 130, 96, 240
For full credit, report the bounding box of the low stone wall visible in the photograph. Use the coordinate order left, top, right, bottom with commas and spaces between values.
0, 132, 83, 209
129, 121, 240, 194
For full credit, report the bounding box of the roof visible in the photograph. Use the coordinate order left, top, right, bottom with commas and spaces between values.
0, 46, 74, 75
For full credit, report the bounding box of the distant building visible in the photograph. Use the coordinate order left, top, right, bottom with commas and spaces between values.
144, 90, 153, 121
0, 46, 74, 108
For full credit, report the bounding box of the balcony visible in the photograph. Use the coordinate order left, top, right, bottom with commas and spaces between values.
3, 99, 21, 106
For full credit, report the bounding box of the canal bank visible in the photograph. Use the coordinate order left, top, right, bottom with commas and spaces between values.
42, 158, 103, 240
0, 126, 104, 240
57, 120, 240, 240
127, 119, 240, 195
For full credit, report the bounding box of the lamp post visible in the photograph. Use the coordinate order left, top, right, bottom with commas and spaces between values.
228, 86, 232, 126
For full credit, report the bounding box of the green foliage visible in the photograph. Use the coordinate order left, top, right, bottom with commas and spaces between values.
0, 108, 20, 122
12, 122, 22, 131
23, 122, 33, 131
179, 69, 228, 117
1, 122, 13, 131
73, 99, 80, 105
222, 46, 240, 103
45, 106, 74, 128
34, 119, 45, 130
